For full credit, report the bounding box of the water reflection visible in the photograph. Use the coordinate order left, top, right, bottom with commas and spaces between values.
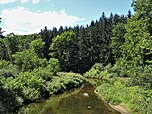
20, 83, 120, 114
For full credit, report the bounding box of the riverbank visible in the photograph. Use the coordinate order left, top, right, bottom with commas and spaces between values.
18, 83, 121, 114
94, 90, 129, 114
94, 80, 152, 114
108, 104, 129, 114
84, 63, 152, 114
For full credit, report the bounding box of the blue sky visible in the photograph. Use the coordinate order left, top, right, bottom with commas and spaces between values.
0, 0, 133, 35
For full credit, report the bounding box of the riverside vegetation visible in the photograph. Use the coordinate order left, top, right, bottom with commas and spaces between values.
0, 0, 152, 114
85, 63, 152, 114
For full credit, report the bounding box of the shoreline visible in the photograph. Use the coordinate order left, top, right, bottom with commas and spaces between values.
94, 90, 129, 114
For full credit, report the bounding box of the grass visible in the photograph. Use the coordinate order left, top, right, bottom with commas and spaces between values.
95, 79, 152, 114
84, 63, 152, 114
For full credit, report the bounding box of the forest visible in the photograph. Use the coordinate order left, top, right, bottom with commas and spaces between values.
0, 0, 152, 114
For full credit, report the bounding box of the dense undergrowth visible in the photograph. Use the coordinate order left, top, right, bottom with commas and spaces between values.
85, 63, 152, 114
0, 59, 84, 114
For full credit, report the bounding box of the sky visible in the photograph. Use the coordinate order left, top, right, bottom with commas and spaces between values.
0, 0, 133, 35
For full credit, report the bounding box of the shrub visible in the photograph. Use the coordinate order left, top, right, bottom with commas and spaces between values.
12, 50, 48, 71
47, 58, 60, 76
84, 63, 116, 81
4, 72, 46, 101
129, 66, 152, 89
31, 58, 60, 81
47, 73, 84, 94
84, 63, 104, 79
0, 60, 9, 68
0, 60, 19, 78
0, 82, 22, 114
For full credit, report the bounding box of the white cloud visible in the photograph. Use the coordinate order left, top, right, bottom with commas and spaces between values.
32, 0, 39, 4
0, 0, 39, 4
20, 0, 29, 4
0, 0, 16, 4
1, 7, 84, 35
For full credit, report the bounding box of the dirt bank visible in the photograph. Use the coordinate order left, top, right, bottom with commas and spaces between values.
94, 90, 129, 114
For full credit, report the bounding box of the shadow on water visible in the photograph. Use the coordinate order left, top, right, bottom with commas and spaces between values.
19, 83, 120, 114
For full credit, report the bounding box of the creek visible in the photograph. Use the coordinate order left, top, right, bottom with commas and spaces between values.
19, 83, 121, 114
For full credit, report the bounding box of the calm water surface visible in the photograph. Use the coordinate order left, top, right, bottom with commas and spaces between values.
20, 83, 120, 114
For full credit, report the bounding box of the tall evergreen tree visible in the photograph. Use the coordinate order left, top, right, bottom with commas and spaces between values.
40, 26, 51, 60
0, 18, 5, 39
127, 10, 132, 19
111, 23, 126, 60
78, 26, 92, 72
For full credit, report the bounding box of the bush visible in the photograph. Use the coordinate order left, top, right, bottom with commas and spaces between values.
0, 82, 22, 114
4, 72, 46, 101
2, 58, 60, 102
12, 50, 48, 71
84, 63, 116, 81
0, 60, 19, 78
129, 66, 152, 89
32, 68, 53, 81
31, 58, 60, 81
47, 73, 84, 94
47, 58, 60, 76
84, 63, 104, 79
0, 60, 9, 68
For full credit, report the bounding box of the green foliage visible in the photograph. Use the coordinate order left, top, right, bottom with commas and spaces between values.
0, 81, 22, 114
47, 73, 84, 94
0, 60, 19, 78
32, 68, 53, 81
4, 71, 45, 100
1, 1, 152, 113
32, 58, 59, 81
40, 26, 52, 60
30, 38, 45, 57
13, 50, 47, 71
116, 0, 152, 76
17, 34, 41, 52
47, 58, 60, 76
129, 66, 152, 89
96, 80, 152, 114
111, 23, 126, 60
50, 31, 79, 71
84, 63, 104, 79
0, 39, 6, 60
2, 33, 19, 61
84, 63, 114, 80
0, 60, 9, 68
132, 0, 152, 17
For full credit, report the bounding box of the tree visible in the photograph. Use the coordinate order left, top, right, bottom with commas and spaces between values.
0, 84, 21, 113
30, 38, 44, 58
0, 18, 5, 38
12, 50, 47, 71
0, 39, 6, 60
119, 0, 152, 76
40, 26, 51, 60
50, 31, 79, 72
77, 26, 91, 72
2, 33, 19, 62
111, 23, 126, 60
98, 12, 114, 65
127, 10, 132, 19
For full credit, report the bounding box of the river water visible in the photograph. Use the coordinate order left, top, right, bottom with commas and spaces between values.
20, 83, 120, 114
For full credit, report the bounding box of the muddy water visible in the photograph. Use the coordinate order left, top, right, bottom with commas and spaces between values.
20, 83, 120, 114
